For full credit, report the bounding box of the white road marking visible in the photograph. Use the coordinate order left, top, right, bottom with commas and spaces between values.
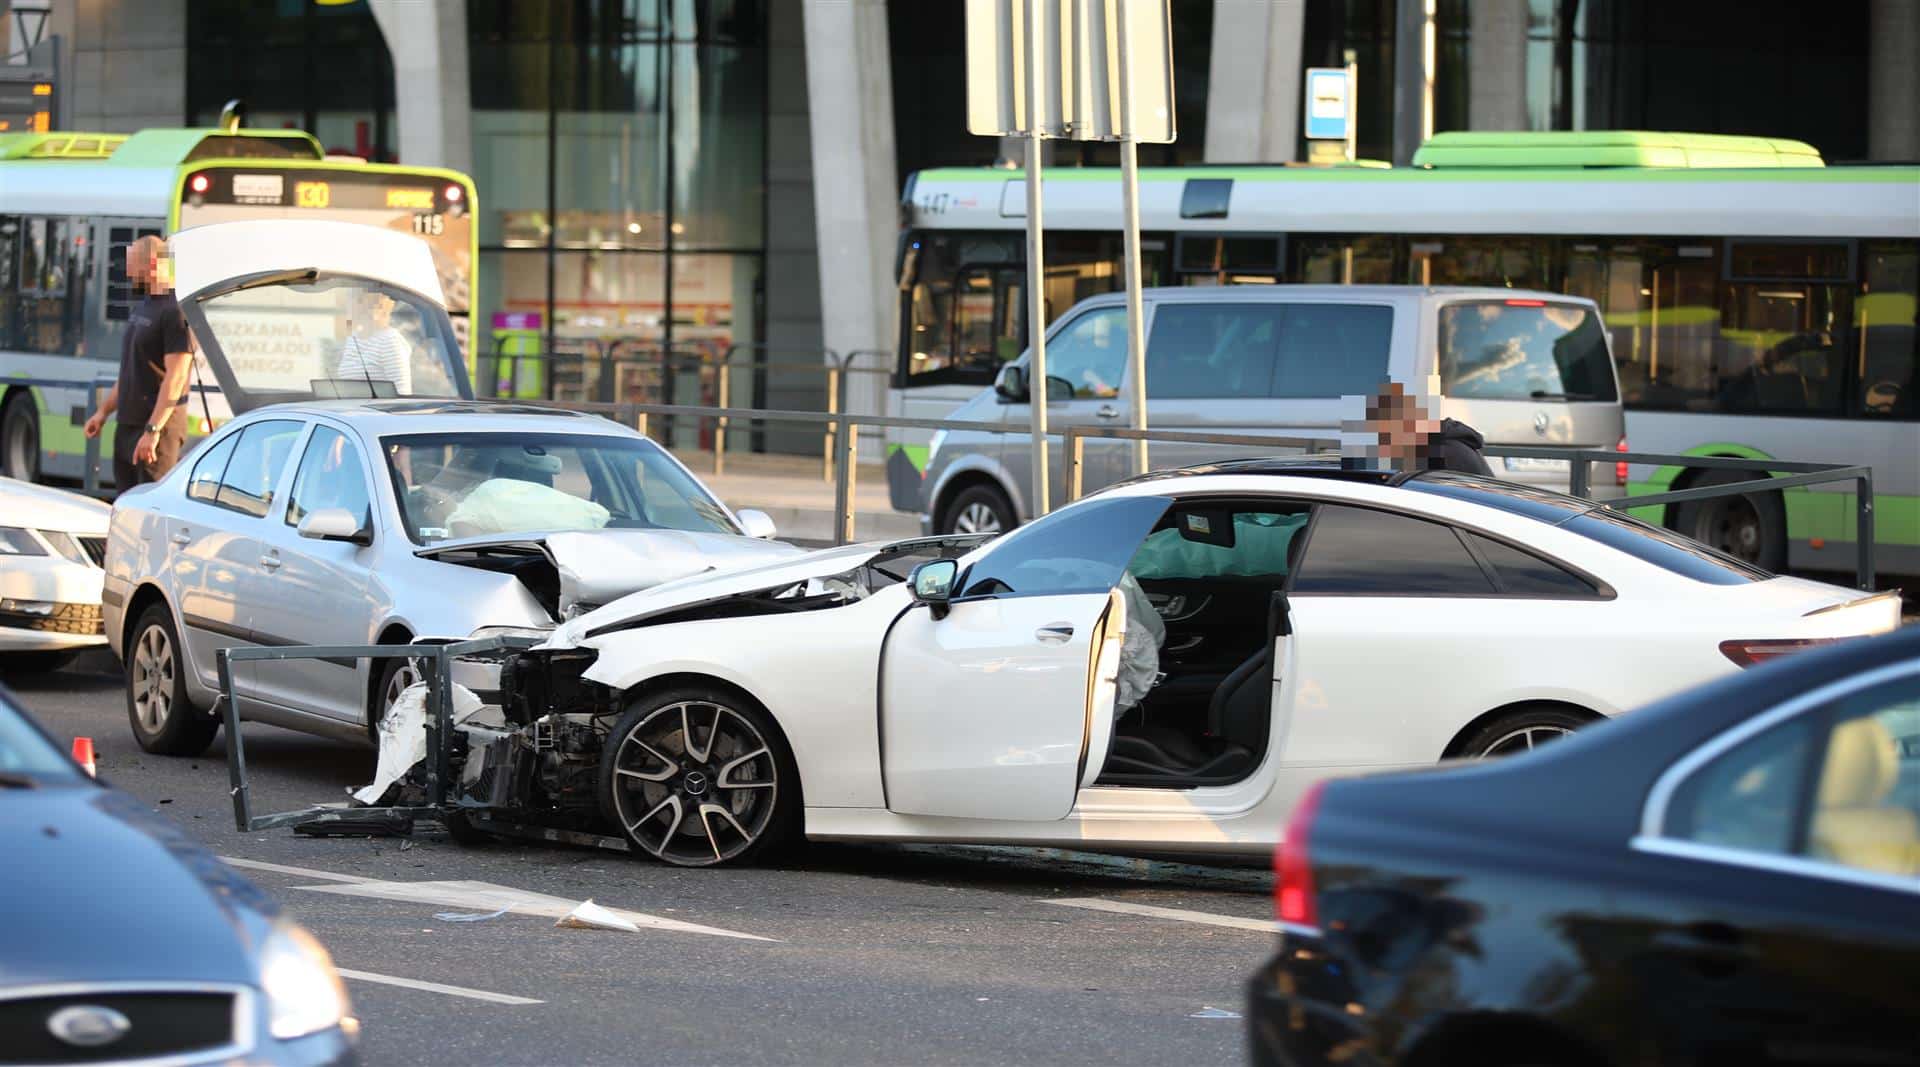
294, 879, 778, 942
218, 856, 372, 884
335, 968, 544, 1006
1044, 897, 1279, 934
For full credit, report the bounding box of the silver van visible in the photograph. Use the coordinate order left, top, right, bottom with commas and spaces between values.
914, 285, 1627, 534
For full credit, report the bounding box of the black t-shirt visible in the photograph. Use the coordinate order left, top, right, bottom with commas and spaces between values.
116, 293, 191, 427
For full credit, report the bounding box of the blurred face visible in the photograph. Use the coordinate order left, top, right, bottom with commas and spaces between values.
125, 238, 170, 294
353, 293, 395, 329
1343, 382, 1442, 467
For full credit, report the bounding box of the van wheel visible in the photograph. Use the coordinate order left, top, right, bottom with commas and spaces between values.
126, 604, 217, 756
1674, 469, 1786, 572
1, 392, 39, 482
940, 484, 1016, 536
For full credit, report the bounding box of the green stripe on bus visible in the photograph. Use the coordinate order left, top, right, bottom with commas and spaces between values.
913, 165, 1920, 186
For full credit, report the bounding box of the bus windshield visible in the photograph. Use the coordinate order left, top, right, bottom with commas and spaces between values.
1438, 301, 1619, 402
192, 275, 466, 406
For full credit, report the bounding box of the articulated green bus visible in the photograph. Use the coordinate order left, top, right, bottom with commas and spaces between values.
894, 132, 1919, 577
0, 125, 478, 485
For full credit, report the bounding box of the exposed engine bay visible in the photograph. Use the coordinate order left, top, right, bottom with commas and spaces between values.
370, 536, 986, 848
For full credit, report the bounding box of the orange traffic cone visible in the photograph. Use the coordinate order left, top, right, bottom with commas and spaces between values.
72, 737, 96, 777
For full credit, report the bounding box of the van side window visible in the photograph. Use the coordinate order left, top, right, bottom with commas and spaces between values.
1271, 304, 1394, 397
1145, 305, 1279, 399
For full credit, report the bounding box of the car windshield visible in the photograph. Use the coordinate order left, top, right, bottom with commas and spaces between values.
194, 274, 467, 403
1439, 301, 1619, 402
0, 693, 82, 781
382, 432, 739, 544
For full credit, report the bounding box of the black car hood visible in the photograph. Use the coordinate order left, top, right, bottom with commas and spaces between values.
0, 785, 278, 986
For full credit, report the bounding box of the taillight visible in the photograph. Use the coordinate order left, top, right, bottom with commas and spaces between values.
1615, 434, 1629, 487
1276, 780, 1327, 929
1719, 638, 1838, 668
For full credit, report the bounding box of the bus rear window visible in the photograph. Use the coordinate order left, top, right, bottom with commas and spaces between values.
1439, 301, 1618, 403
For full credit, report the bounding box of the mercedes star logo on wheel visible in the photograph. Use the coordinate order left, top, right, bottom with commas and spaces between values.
47, 1005, 133, 1048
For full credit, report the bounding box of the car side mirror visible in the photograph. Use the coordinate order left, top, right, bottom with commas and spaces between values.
908, 558, 958, 618
1043, 375, 1075, 403
297, 507, 371, 546
994, 364, 1028, 402
737, 508, 777, 539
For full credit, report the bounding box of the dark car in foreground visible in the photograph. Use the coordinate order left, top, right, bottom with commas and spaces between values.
1250, 625, 1920, 1067
0, 684, 357, 1066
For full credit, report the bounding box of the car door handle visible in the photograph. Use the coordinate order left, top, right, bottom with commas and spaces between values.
1095, 404, 1120, 420
169, 531, 191, 546
258, 554, 282, 570
1036, 623, 1074, 643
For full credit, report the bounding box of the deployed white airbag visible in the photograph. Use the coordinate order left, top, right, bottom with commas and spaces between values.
1114, 572, 1164, 714
447, 478, 611, 538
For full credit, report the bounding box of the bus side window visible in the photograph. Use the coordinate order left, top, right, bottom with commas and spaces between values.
1858, 241, 1918, 420
14, 217, 88, 357
0, 216, 17, 351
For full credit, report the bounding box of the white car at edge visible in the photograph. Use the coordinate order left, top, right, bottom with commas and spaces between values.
486, 460, 1902, 866
0, 477, 111, 673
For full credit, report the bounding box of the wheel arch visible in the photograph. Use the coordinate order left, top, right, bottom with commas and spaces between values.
121, 582, 174, 656
1441, 699, 1605, 760
932, 469, 1021, 531
364, 621, 419, 718
1400, 1011, 1608, 1067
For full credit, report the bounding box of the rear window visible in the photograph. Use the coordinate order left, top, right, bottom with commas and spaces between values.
1405, 473, 1769, 585
1143, 302, 1393, 400
1439, 301, 1618, 402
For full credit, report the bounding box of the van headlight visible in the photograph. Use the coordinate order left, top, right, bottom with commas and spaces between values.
259, 921, 352, 1040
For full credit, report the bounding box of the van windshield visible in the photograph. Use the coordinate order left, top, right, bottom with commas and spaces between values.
1439, 301, 1618, 403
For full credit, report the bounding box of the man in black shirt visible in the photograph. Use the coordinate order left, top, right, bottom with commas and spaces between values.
83, 236, 193, 488
1341, 380, 1494, 476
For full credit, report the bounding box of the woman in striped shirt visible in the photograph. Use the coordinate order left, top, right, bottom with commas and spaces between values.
336, 290, 414, 395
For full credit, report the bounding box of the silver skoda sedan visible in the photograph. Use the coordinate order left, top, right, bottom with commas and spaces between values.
102, 400, 799, 756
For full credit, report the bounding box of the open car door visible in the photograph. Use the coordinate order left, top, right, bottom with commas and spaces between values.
169, 219, 473, 413
879, 495, 1171, 821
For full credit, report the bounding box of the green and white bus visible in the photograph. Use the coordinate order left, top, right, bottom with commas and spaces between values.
0, 124, 478, 485
892, 131, 1919, 577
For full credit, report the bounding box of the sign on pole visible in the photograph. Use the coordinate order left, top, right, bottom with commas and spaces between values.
965, 0, 1175, 512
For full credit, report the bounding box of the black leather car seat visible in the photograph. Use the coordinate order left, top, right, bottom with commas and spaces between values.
1104, 639, 1274, 779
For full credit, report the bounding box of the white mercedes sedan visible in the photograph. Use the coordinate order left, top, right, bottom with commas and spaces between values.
470, 460, 1901, 866
103, 218, 797, 756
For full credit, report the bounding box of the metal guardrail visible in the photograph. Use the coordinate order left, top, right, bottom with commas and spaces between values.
216, 635, 538, 833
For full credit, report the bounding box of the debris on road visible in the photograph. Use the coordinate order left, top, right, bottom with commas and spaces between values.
555, 899, 641, 933
435, 905, 514, 923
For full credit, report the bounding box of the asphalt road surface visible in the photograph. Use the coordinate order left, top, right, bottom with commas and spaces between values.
9, 650, 1277, 1067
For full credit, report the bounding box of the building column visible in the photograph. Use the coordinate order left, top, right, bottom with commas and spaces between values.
1868, 0, 1920, 161
1468, 0, 1527, 131
801, 0, 897, 440
1202, 0, 1305, 162
368, 0, 471, 172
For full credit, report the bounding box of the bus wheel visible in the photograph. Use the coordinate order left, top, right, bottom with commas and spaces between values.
1, 392, 39, 482
1675, 469, 1787, 572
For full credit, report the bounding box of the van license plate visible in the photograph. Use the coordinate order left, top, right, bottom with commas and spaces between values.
1503, 457, 1571, 474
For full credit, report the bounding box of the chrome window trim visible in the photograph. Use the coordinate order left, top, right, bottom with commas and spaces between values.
1637, 657, 1920, 889
0, 981, 255, 1067
1630, 835, 1920, 897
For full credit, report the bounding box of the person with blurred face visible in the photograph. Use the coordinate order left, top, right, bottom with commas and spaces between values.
82, 236, 191, 487
1342, 380, 1492, 476
335, 289, 413, 395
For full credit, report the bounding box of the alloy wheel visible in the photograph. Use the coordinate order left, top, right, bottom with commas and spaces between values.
1477, 724, 1572, 757
607, 700, 779, 866
132, 624, 175, 734
953, 502, 1002, 535
382, 659, 424, 723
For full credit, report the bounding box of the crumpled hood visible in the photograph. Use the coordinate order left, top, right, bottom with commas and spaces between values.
0, 787, 276, 986
2, 476, 110, 535
545, 540, 897, 647
419, 527, 807, 618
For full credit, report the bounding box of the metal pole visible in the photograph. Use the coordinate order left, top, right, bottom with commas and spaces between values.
1068, 430, 1085, 502
218, 650, 250, 832
714, 361, 729, 476
1024, 0, 1051, 516
823, 366, 840, 482
832, 415, 858, 544
1115, 3, 1148, 478
1343, 50, 1359, 163
1856, 472, 1876, 591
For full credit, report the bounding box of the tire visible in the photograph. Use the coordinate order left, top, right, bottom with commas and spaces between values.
939, 482, 1017, 536
0, 650, 79, 676
598, 686, 799, 867
1457, 706, 1591, 760
1, 391, 40, 483
1672, 468, 1787, 572
369, 654, 424, 742
126, 604, 218, 756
